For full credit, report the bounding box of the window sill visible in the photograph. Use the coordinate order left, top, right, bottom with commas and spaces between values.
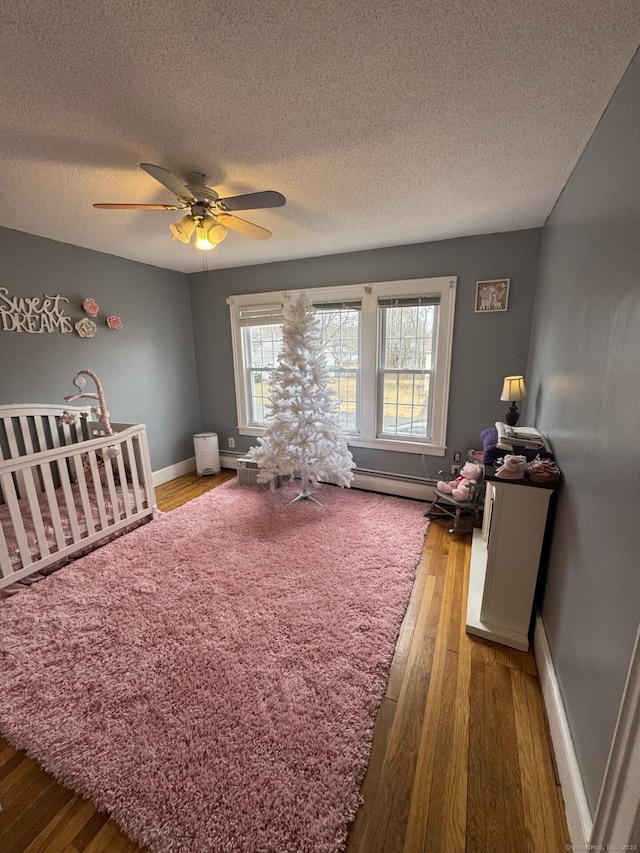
238, 426, 269, 437
238, 426, 445, 456
347, 437, 446, 456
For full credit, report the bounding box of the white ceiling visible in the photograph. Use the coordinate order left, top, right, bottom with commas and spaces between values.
1, 1, 638, 275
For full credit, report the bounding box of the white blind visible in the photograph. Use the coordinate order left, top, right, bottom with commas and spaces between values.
378, 295, 440, 308
239, 305, 284, 327
313, 300, 362, 311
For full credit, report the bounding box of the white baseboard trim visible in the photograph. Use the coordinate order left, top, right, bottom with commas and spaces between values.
591, 622, 640, 848
533, 611, 593, 846
152, 457, 196, 487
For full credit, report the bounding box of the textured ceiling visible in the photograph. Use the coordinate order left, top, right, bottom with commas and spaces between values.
0, 1, 638, 274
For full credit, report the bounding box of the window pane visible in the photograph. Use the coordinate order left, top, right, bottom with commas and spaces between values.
249, 369, 274, 423
316, 306, 360, 433
383, 305, 435, 370
331, 370, 358, 431
317, 309, 360, 367
381, 372, 431, 438
245, 323, 283, 369
378, 302, 437, 440
244, 322, 283, 424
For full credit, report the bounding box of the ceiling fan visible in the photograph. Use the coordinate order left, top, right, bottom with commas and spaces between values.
93, 163, 286, 250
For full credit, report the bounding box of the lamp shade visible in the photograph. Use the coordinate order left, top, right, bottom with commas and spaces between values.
206, 221, 227, 245
500, 375, 527, 402
169, 215, 196, 244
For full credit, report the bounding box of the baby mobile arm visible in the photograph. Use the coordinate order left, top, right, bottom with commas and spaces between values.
63, 368, 113, 436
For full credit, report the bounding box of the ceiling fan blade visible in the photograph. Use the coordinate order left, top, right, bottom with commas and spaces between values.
217, 213, 272, 240
93, 203, 180, 210
215, 190, 286, 211
140, 163, 196, 201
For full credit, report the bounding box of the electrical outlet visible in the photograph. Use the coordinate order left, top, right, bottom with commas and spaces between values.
451, 464, 460, 476
228, 437, 235, 449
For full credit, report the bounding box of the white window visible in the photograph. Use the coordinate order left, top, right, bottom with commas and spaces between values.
236, 306, 284, 428
378, 297, 438, 442
228, 277, 456, 456
313, 301, 361, 433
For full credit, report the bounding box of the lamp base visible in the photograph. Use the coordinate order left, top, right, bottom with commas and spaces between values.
505, 403, 520, 426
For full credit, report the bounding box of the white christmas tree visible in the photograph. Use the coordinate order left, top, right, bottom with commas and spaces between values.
248, 291, 355, 502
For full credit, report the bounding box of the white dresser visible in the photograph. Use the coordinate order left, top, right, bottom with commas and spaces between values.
466, 473, 556, 651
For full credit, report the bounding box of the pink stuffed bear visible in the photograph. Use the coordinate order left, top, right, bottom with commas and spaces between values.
437, 461, 482, 501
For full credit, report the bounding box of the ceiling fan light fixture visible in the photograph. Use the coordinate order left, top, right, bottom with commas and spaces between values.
169, 214, 195, 244
195, 222, 214, 251
94, 164, 286, 251
206, 221, 227, 245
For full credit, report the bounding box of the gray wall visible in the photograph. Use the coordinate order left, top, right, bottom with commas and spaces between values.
527, 51, 640, 813
0, 228, 201, 472
189, 229, 541, 478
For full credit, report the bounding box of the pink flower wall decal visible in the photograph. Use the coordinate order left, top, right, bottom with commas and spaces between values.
82, 298, 99, 316
106, 316, 123, 330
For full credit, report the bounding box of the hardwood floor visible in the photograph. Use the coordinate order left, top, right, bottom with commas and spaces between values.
0, 473, 569, 852
153, 468, 236, 512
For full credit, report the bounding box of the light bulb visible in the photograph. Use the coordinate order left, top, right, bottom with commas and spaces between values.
195, 224, 213, 250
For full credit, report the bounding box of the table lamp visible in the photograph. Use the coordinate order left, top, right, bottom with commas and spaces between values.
500, 375, 527, 426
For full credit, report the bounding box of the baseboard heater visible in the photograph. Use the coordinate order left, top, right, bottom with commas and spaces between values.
221, 453, 437, 501
348, 467, 438, 501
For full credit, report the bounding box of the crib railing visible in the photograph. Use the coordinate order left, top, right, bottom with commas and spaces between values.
0, 404, 93, 460
0, 408, 157, 591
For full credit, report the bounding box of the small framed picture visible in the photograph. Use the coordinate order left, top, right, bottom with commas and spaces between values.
475, 279, 510, 312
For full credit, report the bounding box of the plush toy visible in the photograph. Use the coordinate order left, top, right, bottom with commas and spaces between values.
495, 454, 527, 479
437, 461, 483, 501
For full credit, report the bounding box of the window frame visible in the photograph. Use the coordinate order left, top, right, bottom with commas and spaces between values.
231, 304, 285, 432
227, 276, 456, 456
376, 296, 439, 443
312, 300, 362, 435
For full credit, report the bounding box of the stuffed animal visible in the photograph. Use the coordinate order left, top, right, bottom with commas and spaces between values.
495, 454, 526, 479
437, 461, 483, 501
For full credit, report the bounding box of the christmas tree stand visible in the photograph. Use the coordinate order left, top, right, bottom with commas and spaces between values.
286, 476, 323, 506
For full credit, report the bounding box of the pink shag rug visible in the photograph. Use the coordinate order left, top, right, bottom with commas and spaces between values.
0, 479, 428, 853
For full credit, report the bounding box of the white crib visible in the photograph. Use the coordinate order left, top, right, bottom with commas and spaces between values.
0, 403, 157, 596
